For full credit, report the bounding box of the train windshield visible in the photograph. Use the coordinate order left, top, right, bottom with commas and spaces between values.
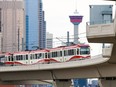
80, 46, 90, 55
0, 55, 5, 63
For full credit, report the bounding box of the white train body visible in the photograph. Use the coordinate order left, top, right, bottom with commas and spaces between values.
0, 44, 90, 65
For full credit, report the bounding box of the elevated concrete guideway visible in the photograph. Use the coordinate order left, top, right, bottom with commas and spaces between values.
86, 22, 116, 43
0, 53, 113, 87
0, 55, 109, 72
86, 16, 116, 63
0, 54, 111, 80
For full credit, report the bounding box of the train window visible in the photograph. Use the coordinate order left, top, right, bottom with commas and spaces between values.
23, 55, 25, 60
48, 53, 50, 58
74, 49, 76, 55
17, 55, 19, 60
42, 53, 44, 58
13, 56, 15, 61
0, 57, 5, 62
80, 47, 90, 55
45, 53, 47, 58
57, 51, 62, 57
51, 52, 56, 57
37, 54, 39, 59
19, 55, 21, 60
26, 55, 28, 60
17, 56, 19, 60
64, 50, 66, 56
52, 52, 53, 57
68, 49, 74, 55
35, 54, 37, 59
37, 53, 42, 59
64, 50, 68, 56
55, 52, 58, 57
11, 56, 13, 61
8, 56, 10, 61
55, 52, 57, 57
31, 54, 34, 59
21, 55, 23, 60
16, 56, 18, 60
5, 57, 7, 61
33, 54, 35, 59
77, 48, 79, 55
20, 55, 21, 60
60, 51, 62, 57
30, 54, 32, 59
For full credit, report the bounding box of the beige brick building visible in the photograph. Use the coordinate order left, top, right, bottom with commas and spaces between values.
0, 0, 25, 52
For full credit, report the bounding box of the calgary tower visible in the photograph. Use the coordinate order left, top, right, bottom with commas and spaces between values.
69, 10, 83, 44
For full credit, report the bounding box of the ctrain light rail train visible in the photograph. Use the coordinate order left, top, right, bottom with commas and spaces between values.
0, 44, 90, 65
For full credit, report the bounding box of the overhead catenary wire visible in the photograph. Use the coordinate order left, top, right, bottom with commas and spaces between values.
0, 36, 87, 48
0, 32, 88, 51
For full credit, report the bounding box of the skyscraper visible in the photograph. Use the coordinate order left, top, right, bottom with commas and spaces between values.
46, 32, 53, 49
25, 0, 46, 51
25, 0, 39, 50
0, 0, 25, 52
38, 0, 46, 49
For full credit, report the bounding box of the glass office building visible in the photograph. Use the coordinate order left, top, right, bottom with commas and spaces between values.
25, 0, 39, 50
25, 0, 46, 50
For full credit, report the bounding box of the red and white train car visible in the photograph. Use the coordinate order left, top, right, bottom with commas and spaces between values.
48, 44, 90, 63
0, 44, 90, 65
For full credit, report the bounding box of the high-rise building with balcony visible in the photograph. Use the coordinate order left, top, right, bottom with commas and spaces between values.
0, 0, 25, 52
25, 0, 46, 50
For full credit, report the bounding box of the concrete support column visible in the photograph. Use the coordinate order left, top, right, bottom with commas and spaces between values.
54, 79, 72, 87
99, 78, 116, 87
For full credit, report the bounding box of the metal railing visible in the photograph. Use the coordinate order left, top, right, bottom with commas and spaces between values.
86, 20, 114, 26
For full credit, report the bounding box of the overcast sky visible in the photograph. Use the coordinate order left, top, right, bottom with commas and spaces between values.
42, 0, 115, 56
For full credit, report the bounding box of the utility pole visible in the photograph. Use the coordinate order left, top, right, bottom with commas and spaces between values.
67, 31, 70, 46
18, 26, 20, 51
18, 20, 20, 51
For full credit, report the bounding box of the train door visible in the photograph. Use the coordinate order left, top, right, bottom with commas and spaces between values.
60, 50, 64, 62
23, 54, 30, 64
27, 53, 31, 64
30, 53, 37, 64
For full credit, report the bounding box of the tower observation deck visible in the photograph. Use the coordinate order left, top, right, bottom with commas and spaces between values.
69, 15, 83, 44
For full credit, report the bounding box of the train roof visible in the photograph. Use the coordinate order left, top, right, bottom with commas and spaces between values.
13, 51, 30, 55
48, 46, 64, 51
29, 49, 49, 54
13, 49, 49, 55
77, 44, 90, 47
3, 44, 90, 55
48, 44, 90, 51
4, 52, 13, 56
